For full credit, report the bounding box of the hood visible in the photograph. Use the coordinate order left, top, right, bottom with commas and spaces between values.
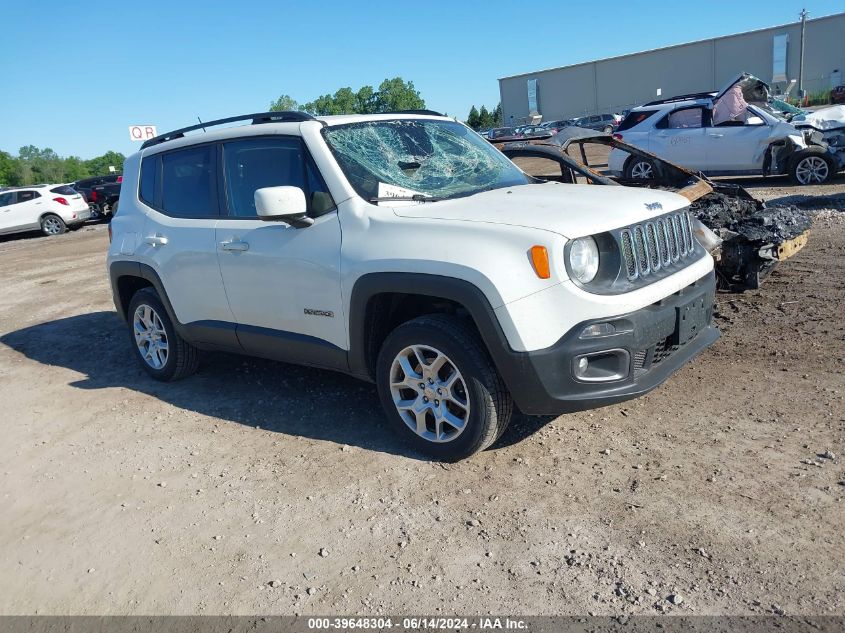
715, 72, 770, 104
389, 183, 691, 239
793, 105, 845, 131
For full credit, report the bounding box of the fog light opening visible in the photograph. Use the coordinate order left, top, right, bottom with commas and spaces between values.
572, 349, 630, 382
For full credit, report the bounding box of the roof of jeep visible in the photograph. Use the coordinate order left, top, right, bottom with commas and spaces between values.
138, 110, 454, 154
316, 113, 452, 125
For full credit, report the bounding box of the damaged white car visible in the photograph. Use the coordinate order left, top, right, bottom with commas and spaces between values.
609, 73, 841, 185
793, 105, 845, 175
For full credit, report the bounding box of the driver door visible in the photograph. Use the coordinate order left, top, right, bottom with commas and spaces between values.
650, 106, 708, 170
214, 136, 346, 364
705, 109, 772, 171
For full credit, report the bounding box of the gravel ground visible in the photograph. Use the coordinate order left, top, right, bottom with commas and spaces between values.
0, 180, 843, 616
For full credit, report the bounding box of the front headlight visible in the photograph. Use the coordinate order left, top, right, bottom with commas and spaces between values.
568, 236, 600, 283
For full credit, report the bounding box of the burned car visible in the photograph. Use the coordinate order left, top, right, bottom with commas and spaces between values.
608, 73, 840, 185
500, 128, 812, 290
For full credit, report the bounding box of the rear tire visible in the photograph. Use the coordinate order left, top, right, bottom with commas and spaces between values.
625, 157, 656, 180
40, 214, 66, 236
376, 314, 512, 461
789, 150, 834, 185
127, 288, 199, 381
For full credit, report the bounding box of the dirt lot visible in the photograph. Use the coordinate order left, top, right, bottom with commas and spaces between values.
0, 180, 843, 617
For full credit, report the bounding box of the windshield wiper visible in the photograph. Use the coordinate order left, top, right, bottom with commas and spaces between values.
368, 194, 442, 203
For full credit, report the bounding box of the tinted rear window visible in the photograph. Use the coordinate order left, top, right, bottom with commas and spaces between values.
617, 110, 658, 132
160, 146, 216, 218
50, 185, 77, 195
17, 190, 40, 202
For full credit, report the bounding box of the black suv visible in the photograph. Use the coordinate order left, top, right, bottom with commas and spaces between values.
572, 113, 620, 133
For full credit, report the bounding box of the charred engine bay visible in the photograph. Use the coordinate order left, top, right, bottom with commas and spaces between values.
691, 192, 812, 243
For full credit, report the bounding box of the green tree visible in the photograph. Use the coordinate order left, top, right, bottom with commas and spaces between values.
63, 156, 89, 181
84, 151, 126, 177
0, 150, 21, 186
467, 106, 480, 130
373, 77, 425, 112
355, 85, 376, 114
300, 77, 426, 116
478, 105, 494, 130
268, 94, 300, 112
493, 103, 503, 127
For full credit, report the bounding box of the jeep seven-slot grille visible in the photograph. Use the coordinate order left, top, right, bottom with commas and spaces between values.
620, 211, 695, 281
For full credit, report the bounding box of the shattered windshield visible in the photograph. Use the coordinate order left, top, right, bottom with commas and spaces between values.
322, 119, 531, 202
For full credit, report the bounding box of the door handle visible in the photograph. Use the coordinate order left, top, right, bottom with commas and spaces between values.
145, 234, 168, 247
220, 239, 249, 252
708, 133, 724, 138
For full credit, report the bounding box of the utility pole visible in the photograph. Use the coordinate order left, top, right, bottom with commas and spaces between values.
798, 8, 808, 101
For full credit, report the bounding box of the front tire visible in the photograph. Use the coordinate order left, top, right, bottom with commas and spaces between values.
789, 150, 834, 185
127, 288, 199, 381
40, 214, 66, 236
376, 315, 512, 461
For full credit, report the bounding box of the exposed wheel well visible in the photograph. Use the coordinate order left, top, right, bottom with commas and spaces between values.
116, 275, 153, 320
361, 292, 481, 379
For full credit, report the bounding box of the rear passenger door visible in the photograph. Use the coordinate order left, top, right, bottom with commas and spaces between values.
135, 145, 237, 343
214, 136, 345, 364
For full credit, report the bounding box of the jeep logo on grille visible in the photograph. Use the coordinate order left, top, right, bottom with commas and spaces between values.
645, 202, 663, 211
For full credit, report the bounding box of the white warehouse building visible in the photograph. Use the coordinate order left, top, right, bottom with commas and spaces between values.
498, 12, 845, 126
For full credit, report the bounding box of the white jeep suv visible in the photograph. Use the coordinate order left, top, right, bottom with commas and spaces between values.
108, 110, 718, 460
0, 184, 91, 236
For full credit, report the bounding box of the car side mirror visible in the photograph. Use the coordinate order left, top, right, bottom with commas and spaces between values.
254, 186, 314, 228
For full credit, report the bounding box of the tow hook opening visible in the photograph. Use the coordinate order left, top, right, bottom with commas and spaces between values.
573, 349, 630, 382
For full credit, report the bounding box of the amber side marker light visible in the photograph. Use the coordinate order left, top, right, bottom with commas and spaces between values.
530, 245, 551, 279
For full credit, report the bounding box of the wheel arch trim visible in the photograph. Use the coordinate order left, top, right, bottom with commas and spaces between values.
347, 272, 517, 384
109, 260, 180, 329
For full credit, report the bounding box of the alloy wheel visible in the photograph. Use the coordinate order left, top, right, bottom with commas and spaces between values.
795, 156, 829, 184
133, 304, 169, 370
630, 161, 654, 179
42, 217, 63, 235
389, 345, 470, 443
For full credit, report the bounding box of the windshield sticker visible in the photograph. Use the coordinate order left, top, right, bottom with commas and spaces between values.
376, 182, 426, 206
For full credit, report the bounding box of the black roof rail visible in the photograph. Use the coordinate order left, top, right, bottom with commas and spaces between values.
643, 91, 717, 106
382, 109, 445, 116
140, 111, 319, 149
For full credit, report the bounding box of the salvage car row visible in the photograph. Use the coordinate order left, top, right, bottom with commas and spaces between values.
489, 73, 845, 186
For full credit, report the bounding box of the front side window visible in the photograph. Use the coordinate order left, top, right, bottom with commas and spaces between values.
222, 137, 328, 218
323, 119, 530, 201
0, 192, 13, 206
160, 145, 216, 218
665, 107, 705, 129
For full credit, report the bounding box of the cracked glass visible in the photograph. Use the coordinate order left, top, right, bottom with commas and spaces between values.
322, 119, 531, 202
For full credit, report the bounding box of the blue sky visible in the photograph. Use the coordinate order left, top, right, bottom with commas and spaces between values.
1, 0, 841, 158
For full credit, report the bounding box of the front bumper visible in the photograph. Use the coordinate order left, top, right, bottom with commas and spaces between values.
499, 271, 718, 415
